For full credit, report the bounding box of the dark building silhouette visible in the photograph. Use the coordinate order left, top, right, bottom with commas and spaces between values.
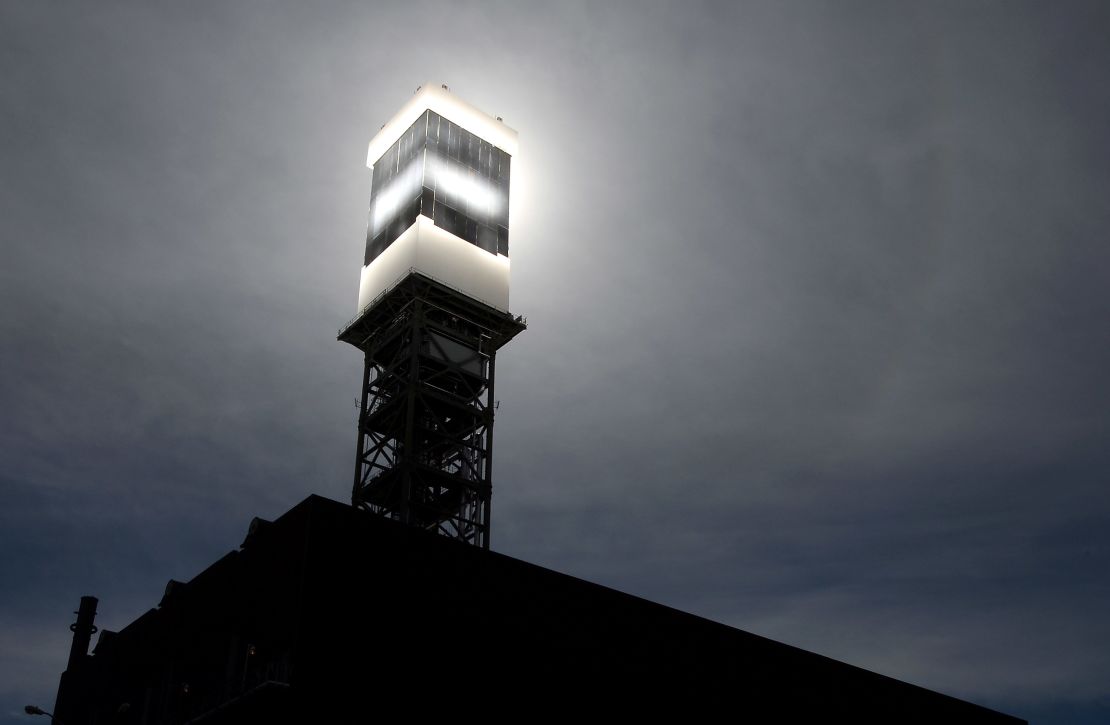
53, 494, 1024, 722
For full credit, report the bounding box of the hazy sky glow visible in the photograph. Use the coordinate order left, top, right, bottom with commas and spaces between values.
3, 2, 1109, 723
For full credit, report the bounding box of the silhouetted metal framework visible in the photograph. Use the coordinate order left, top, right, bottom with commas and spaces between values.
338, 272, 525, 548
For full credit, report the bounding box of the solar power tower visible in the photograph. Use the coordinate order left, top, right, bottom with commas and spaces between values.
338, 85, 525, 549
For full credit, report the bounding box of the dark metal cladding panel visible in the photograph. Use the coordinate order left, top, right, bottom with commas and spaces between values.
478, 224, 498, 255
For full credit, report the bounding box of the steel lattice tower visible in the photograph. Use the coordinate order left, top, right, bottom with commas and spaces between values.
339, 85, 523, 548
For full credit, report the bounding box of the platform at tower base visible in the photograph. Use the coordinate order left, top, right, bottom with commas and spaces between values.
54, 495, 1024, 723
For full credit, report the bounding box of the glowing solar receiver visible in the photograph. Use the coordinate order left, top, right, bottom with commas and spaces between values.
340, 85, 524, 549
357, 84, 517, 314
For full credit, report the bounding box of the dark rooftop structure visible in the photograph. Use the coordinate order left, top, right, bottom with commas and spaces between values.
54, 495, 1025, 722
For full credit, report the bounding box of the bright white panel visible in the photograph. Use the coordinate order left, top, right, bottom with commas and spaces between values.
367, 84, 518, 168
411, 216, 510, 310
357, 216, 510, 314
356, 221, 420, 313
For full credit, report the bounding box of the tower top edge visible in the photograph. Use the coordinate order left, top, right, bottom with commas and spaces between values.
367, 84, 519, 167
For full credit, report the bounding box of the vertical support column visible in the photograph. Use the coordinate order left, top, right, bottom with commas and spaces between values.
481, 347, 496, 550
399, 299, 423, 527
351, 359, 372, 504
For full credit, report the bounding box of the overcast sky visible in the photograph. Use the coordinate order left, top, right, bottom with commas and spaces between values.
3, 1, 1109, 722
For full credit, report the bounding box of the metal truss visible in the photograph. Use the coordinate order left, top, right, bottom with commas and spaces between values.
339, 273, 525, 548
